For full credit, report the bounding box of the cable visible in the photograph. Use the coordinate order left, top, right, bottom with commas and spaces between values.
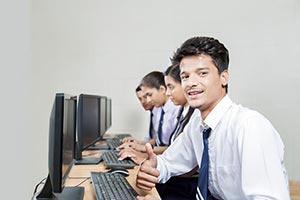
33, 177, 47, 195
68, 176, 90, 179
74, 177, 91, 187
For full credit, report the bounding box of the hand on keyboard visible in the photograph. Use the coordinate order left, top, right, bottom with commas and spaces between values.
117, 141, 146, 152
118, 148, 148, 165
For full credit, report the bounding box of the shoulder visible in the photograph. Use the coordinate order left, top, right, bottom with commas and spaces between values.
229, 104, 283, 145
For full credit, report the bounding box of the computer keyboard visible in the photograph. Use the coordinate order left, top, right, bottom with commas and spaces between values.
101, 150, 135, 169
114, 134, 132, 140
91, 171, 138, 200
107, 138, 123, 150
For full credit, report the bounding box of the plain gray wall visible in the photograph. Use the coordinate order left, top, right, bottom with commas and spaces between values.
1, 0, 299, 199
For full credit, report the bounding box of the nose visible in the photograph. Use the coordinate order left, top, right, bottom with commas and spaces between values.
165, 88, 171, 96
186, 74, 199, 88
146, 96, 152, 103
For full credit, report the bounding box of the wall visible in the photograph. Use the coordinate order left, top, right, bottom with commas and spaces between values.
0, 0, 34, 198
1, 0, 299, 199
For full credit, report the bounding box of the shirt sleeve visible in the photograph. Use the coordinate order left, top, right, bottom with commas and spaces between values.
237, 112, 290, 199
157, 120, 198, 183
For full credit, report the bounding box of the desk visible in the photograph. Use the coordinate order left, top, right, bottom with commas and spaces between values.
65, 149, 160, 200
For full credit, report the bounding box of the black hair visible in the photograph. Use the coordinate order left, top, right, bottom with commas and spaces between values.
168, 106, 195, 144
135, 85, 142, 92
171, 36, 229, 92
140, 71, 166, 89
164, 64, 181, 83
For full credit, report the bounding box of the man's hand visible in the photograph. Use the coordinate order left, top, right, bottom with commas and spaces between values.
136, 143, 159, 191
117, 142, 146, 152
121, 136, 136, 143
118, 148, 147, 165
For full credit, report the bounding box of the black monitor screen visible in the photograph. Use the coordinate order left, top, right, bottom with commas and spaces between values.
33, 93, 84, 199
62, 98, 76, 181
77, 94, 100, 150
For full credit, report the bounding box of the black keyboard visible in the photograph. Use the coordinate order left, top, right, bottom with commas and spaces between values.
114, 134, 132, 140
91, 171, 138, 200
107, 138, 122, 150
101, 150, 135, 169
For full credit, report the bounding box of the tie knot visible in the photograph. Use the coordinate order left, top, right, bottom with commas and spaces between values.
202, 127, 211, 139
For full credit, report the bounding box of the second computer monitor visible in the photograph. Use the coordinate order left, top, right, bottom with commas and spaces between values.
75, 94, 104, 164
106, 98, 112, 130
100, 96, 107, 135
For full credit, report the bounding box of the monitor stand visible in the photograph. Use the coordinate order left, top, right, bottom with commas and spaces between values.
32, 175, 84, 200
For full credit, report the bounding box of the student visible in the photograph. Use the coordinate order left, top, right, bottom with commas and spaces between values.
118, 66, 199, 167
156, 64, 200, 200
118, 71, 180, 152
122, 86, 160, 146
136, 36, 290, 200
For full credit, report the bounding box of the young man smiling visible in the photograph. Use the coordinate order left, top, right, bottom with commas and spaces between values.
136, 37, 290, 200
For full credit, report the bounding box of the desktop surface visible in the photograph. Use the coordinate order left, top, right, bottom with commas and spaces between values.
65, 147, 159, 200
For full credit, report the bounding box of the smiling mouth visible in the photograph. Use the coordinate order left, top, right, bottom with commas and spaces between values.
187, 90, 203, 96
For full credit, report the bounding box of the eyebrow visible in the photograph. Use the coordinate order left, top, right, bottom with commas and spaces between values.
180, 67, 209, 75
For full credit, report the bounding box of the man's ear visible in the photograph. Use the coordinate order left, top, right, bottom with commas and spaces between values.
159, 85, 166, 94
220, 70, 229, 87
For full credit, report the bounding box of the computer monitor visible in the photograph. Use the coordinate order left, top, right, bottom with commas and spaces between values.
32, 93, 84, 200
100, 96, 107, 135
106, 98, 112, 130
74, 94, 104, 164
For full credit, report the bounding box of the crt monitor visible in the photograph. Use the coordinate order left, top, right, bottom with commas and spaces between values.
106, 98, 112, 130
32, 93, 84, 200
74, 94, 103, 164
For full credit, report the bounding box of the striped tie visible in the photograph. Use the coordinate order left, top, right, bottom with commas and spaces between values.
196, 127, 211, 200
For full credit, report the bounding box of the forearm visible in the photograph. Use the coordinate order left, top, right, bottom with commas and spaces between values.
153, 146, 168, 155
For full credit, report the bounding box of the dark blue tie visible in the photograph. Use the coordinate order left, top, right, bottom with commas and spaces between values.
148, 112, 154, 139
156, 109, 165, 146
197, 127, 211, 200
173, 114, 184, 139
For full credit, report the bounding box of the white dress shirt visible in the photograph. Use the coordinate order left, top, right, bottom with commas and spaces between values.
144, 106, 162, 141
153, 99, 180, 145
157, 95, 290, 200
169, 107, 201, 144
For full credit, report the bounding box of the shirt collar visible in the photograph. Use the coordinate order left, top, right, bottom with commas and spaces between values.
162, 98, 174, 112
202, 95, 233, 131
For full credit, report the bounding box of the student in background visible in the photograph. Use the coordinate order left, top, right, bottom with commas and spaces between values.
119, 66, 200, 200
121, 85, 161, 146
156, 64, 200, 200
118, 71, 180, 153
136, 36, 290, 200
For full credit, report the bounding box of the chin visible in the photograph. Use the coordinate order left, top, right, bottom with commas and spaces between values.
188, 99, 202, 108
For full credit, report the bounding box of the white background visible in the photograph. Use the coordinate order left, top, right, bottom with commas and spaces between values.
1, 0, 299, 199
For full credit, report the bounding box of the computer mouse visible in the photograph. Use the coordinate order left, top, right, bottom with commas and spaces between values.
108, 168, 129, 177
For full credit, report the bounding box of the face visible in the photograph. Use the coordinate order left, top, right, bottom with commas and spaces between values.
165, 75, 187, 106
180, 54, 228, 119
136, 90, 153, 111
141, 85, 167, 107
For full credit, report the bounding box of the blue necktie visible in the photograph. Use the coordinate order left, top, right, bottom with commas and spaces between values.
148, 112, 154, 139
173, 114, 184, 139
197, 127, 211, 200
156, 109, 165, 146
